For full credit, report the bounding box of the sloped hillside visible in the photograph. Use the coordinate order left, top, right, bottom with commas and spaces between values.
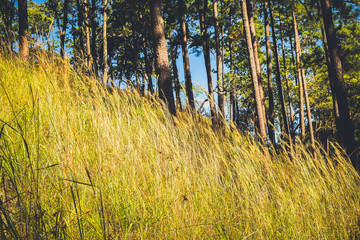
0, 54, 359, 239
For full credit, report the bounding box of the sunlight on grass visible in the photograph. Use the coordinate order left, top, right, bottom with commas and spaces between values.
0, 52, 359, 239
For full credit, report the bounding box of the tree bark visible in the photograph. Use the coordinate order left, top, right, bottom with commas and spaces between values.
279, 8, 294, 136
269, 1, 291, 141
84, 0, 92, 70
241, 0, 267, 141
102, 0, 108, 87
247, 0, 266, 125
319, 0, 358, 169
91, 0, 98, 74
213, 0, 225, 118
142, 35, 154, 94
139, 11, 154, 94
292, 10, 306, 140
76, 0, 85, 59
301, 69, 315, 149
228, 3, 236, 124
172, 45, 182, 110
60, 0, 69, 59
179, 0, 195, 110
150, 0, 176, 115
316, 0, 341, 143
18, 0, 29, 60
135, 69, 141, 92
169, 30, 182, 110
264, 1, 275, 145
200, 0, 217, 125
1, 0, 15, 52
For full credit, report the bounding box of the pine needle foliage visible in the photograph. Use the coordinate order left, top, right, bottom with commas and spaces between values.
0, 52, 360, 239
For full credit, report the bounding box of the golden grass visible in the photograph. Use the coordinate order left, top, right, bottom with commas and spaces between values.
0, 52, 359, 239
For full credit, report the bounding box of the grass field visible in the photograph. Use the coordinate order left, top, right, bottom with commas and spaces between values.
0, 53, 360, 239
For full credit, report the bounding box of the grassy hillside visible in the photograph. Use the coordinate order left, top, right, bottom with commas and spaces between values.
0, 53, 360, 239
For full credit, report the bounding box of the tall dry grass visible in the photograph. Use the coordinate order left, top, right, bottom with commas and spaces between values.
0, 52, 359, 239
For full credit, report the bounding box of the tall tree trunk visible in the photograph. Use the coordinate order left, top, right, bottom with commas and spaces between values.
140, 11, 154, 94
319, 0, 358, 169
140, 66, 146, 95
292, 10, 306, 140
289, 34, 297, 85
108, 56, 115, 87
200, 0, 217, 125
269, 1, 291, 141
76, 0, 85, 59
18, 0, 29, 60
1, 1, 15, 52
241, 0, 267, 141
135, 69, 141, 92
102, 0, 108, 87
169, 30, 182, 110
150, 0, 176, 115
293, 9, 315, 150
279, 8, 294, 136
91, 0, 98, 74
84, 0, 92, 70
6, 21, 13, 52
264, 1, 275, 145
143, 39, 154, 94
172, 45, 182, 110
213, 0, 225, 118
60, 0, 69, 58
317, 0, 341, 143
301, 69, 315, 149
228, 3, 236, 124
179, 0, 195, 110
229, 32, 235, 124
247, 0, 266, 125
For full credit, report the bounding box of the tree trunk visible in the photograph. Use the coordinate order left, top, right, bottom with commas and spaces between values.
269, 1, 291, 141
169, 30, 182, 110
264, 1, 275, 145
241, 0, 267, 141
18, 0, 29, 60
172, 45, 182, 110
6, 21, 13, 52
279, 8, 294, 136
91, 0, 98, 74
1, 1, 15, 52
76, 0, 85, 59
292, 10, 306, 140
60, 0, 69, 58
213, 0, 225, 119
200, 0, 217, 125
301, 69, 315, 149
247, 0, 266, 125
316, 0, 341, 144
178, 0, 194, 110
319, 0, 358, 169
229, 34, 235, 124
150, 0, 176, 115
140, 10, 154, 94
102, 0, 108, 87
142, 36, 154, 94
84, 0, 92, 70
135, 69, 141, 92
229, 3, 236, 124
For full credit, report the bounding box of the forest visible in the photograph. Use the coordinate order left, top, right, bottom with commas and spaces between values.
1, 0, 360, 239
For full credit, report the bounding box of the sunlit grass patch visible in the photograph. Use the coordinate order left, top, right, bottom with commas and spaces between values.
0, 53, 359, 239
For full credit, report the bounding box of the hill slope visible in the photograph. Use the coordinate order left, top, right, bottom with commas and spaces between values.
0, 54, 360, 239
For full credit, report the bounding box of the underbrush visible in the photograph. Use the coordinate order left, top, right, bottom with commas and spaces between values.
0, 53, 359, 239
